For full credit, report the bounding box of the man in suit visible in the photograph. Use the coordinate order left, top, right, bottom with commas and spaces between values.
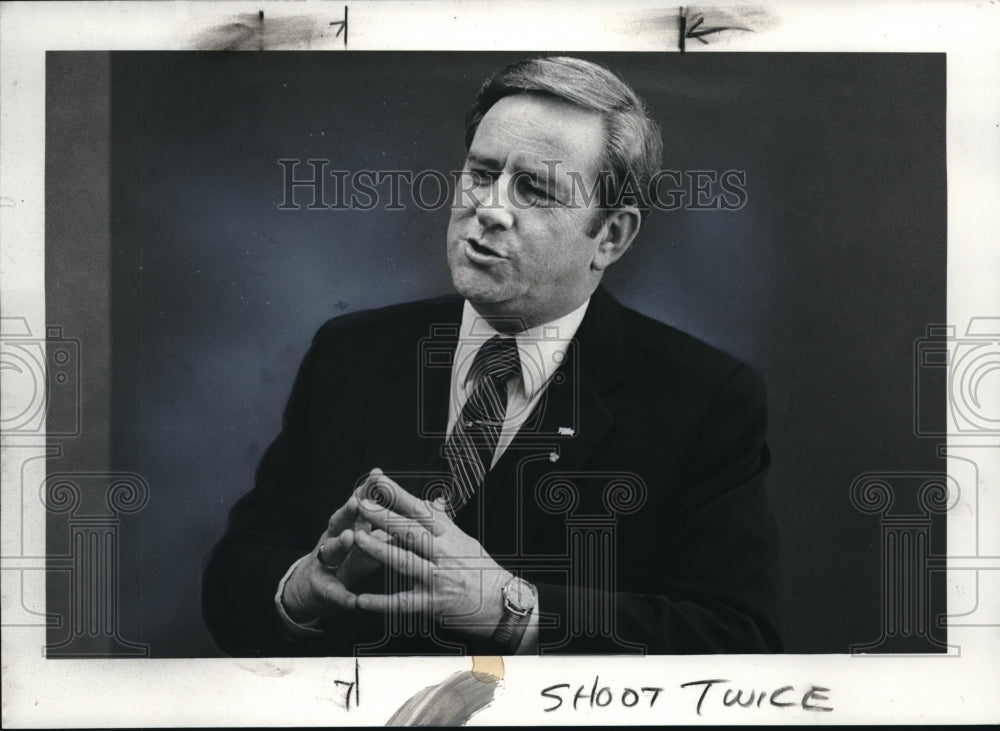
202, 56, 781, 656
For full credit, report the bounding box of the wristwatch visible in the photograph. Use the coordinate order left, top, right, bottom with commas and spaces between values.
491, 576, 537, 654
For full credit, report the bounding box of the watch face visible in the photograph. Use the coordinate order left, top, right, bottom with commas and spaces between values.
504, 577, 537, 613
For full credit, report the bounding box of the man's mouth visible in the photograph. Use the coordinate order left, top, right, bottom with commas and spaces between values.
465, 237, 504, 260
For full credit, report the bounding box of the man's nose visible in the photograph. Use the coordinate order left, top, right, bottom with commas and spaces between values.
474, 174, 515, 231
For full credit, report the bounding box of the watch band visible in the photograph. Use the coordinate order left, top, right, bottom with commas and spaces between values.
491, 607, 529, 653
491, 577, 535, 654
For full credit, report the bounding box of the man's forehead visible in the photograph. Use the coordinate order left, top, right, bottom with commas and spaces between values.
469, 95, 605, 174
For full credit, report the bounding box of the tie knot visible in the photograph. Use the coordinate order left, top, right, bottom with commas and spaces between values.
470, 335, 520, 383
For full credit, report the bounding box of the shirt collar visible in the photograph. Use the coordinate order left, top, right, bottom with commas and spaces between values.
457, 298, 591, 399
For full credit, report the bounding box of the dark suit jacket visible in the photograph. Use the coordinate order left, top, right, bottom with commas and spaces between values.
202, 286, 781, 656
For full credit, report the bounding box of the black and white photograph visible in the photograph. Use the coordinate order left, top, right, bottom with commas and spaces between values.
1, 1, 998, 726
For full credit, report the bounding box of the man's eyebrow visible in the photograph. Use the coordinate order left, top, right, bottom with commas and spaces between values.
514, 160, 571, 193
465, 152, 501, 169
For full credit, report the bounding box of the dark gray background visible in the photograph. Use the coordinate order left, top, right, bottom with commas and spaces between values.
47, 51, 946, 656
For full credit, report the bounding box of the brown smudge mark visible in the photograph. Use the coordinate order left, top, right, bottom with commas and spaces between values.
471, 655, 504, 683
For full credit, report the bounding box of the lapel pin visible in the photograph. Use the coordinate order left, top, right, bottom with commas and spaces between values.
557, 426, 575, 436
549, 451, 560, 463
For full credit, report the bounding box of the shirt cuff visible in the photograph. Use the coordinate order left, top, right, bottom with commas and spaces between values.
274, 554, 326, 638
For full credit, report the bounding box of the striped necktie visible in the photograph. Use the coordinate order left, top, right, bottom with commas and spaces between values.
443, 334, 520, 513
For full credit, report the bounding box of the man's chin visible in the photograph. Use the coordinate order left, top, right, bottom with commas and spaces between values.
457, 291, 507, 313
449, 270, 503, 306
451, 282, 519, 318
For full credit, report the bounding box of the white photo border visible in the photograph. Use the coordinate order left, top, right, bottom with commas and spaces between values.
1, 0, 998, 726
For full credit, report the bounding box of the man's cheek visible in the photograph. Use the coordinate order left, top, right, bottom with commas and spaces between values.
446, 207, 467, 233
451, 196, 474, 216
451, 182, 490, 214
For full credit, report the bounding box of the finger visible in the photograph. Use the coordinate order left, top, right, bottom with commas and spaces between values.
358, 500, 434, 552
368, 528, 393, 543
352, 467, 388, 504
285, 558, 358, 618
356, 590, 428, 615
326, 495, 360, 535
427, 496, 453, 535
339, 529, 356, 552
356, 471, 430, 522
317, 530, 353, 570
352, 513, 373, 535
312, 572, 358, 611
355, 530, 434, 580
356, 471, 445, 536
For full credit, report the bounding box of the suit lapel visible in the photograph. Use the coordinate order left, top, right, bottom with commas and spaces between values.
363, 300, 461, 480
496, 284, 625, 471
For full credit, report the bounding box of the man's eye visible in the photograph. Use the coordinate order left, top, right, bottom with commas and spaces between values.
468, 168, 494, 185
516, 178, 553, 204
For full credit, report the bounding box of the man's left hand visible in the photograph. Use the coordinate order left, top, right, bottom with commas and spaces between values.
351, 473, 512, 641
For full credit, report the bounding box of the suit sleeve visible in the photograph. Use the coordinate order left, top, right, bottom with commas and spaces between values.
201, 322, 365, 656
534, 363, 782, 654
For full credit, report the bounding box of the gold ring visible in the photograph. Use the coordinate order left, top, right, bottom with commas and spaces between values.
317, 548, 339, 572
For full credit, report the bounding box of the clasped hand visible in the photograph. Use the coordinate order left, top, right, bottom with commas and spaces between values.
282, 468, 511, 640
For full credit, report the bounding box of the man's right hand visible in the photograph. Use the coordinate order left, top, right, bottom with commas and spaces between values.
280, 474, 392, 624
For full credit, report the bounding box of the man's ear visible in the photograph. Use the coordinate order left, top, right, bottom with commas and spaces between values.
591, 206, 641, 272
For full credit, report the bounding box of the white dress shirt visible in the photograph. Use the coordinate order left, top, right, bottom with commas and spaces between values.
447, 297, 590, 465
